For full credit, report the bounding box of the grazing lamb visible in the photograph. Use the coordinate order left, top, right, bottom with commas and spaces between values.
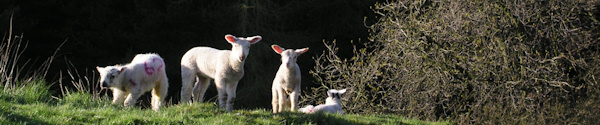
96, 53, 169, 111
271, 45, 309, 113
180, 34, 261, 112
305, 89, 347, 114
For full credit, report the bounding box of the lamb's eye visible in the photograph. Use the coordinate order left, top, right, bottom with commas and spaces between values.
110, 75, 116, 79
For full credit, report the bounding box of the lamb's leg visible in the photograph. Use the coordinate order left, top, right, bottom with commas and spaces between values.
271, 88, 279, 113
151, 77, 169, 111
192, 76, 210, 103
124, 91, 143, 107
215, 79, 227, 109
290, 89, 299, 112
112, 88, 128, 105
180, 67, 196, 104
225, 82, 238, 112
277, 89, 287, 113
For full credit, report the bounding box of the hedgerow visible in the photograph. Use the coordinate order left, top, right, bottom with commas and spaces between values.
306, 0, 600, 124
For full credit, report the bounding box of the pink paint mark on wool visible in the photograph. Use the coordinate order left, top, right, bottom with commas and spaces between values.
144, 58, 164, 75
154, 58, 163, 72
129, 79, 137, 86
144, 62, 155, 75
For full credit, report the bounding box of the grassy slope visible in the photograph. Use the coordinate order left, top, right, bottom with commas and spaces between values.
0, 82, 449, 125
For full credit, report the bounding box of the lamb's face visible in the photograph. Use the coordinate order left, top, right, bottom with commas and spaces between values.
271, 45, 309, 68
280, 50, 298, 68
225, 35, 261, 62
96, 66, 123, 88
326, 89, 347, 104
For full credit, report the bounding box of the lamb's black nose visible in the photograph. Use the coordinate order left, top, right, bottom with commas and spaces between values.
101, 82, 109, 87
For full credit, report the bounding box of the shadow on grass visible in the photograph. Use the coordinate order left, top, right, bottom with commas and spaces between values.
0, 109, 49, 124
263, 111, 358, 125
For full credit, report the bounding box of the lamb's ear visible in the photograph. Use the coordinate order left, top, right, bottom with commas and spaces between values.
248, 36, 262, 44
225, 34, 237, 44
117, 67, 126, 74
272, 45, 284, 54
96, 66, 103, 72
338, 89, 346, 94
327, 89, 335, 97
295, 47, 309, 55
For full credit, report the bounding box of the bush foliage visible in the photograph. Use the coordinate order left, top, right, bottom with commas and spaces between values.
2, 0, 377, 109
307, 0, 600, 124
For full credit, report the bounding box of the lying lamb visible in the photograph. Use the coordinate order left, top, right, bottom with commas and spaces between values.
300, 89, 346, 114
298, 105, 314, 113
96, 53, 169, 111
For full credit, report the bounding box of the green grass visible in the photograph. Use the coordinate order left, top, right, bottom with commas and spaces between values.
0, 80, 449, 125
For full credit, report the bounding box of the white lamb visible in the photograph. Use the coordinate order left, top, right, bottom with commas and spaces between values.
96, 53, 169, 111
180, 34, 261, 112
298, 105, 314, 113
301, 89, 347, 114
271, 45, 309, 113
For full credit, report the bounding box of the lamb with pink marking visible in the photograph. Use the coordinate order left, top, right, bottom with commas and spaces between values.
96, 53, 169, 111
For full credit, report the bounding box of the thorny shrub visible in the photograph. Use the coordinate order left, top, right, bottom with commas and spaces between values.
304, 0, 600, 124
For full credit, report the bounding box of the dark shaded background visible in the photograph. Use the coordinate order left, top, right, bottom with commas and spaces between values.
1, 0, 379, 109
